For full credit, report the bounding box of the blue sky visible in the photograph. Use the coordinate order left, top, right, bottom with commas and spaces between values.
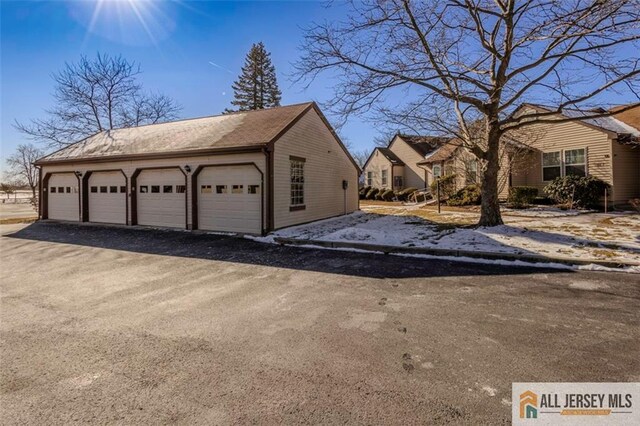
1, 0, 377, 167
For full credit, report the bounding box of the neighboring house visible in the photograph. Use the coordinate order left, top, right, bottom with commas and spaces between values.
363, 134, 457, 191
507, 104, 640, 206
34, 102, 360, 235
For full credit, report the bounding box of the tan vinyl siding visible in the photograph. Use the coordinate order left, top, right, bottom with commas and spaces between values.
41, 152, 267, 229
272, 109, 359, 229
611, 141, 640, 204
508, 117, 613, 196
388, 136, 427, 189
363, 150, 392, 189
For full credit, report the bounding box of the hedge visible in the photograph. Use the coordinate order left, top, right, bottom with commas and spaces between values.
447, 184, 481, 206
395, 187, 418, 201
379, 189, 395, 201
508, 186, 538, 208
543, 175, 610, 208
365, 187, 380, 200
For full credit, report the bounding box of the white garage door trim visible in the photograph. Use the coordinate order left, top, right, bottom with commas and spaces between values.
45, 172, 80, 221
134, 167, 187, 229
87, 170, 127, 225
195, 163, 263, 234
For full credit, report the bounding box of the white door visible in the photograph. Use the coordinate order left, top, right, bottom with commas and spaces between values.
88, 172, 127, 224
198, 165, 262, 234
136, 169, 186, 228
48, 174, 79, 221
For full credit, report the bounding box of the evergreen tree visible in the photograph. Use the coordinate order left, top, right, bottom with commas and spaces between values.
227, 42, 281, 112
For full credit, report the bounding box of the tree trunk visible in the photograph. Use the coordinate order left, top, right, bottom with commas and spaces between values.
478, 128, 504, 227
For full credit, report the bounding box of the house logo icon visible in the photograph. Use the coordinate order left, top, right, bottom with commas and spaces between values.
520, 390, 538, 419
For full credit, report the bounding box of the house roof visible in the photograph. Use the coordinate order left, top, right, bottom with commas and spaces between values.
518, 103, 640, 139
377, 147, 405, 165
37, 102, 316, 164
395, 134, 453, 157
610, 104, 640, 134
417, 139, 462, 164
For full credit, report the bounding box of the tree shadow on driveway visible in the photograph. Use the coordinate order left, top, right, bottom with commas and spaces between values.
2, 221, 572, 279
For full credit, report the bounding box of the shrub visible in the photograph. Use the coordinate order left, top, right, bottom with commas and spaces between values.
429, 174, 457, 199
365, 187, 380, 200
508, 186, 538, 208
629, 198, 640, 212
395, 187, 418, 201
359, 186, 371, 200
447, 184, 481, 206
379, 189, 395, 201
533, 196, 554, 206
543, 175, 610, 208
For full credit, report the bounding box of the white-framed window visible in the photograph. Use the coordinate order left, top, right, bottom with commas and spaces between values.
366, 171, 373, 186
248, 185, 260, 194
201, 185, 212, 194
432, 164, 442, 179
542, 151, 562, 181
564, 148, 586, 177
290, 157, 305, 207
215, 185, 227, 194
232, 184, 244, 194
381, 169, 388, 186
542, 149, 586, 181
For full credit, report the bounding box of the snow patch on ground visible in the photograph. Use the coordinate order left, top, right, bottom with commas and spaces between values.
249, 210, 640, 272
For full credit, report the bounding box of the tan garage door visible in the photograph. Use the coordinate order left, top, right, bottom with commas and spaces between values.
48, 174, 79, 221
197, 165, 262, 234
136, 169, 186, 228
88, 172, 127, 224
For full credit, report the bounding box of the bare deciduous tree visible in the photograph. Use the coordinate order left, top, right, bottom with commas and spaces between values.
15, 53, 181, 149
351, 148, 374, 169
4, 144, 44, 199
295, 0, 640, 226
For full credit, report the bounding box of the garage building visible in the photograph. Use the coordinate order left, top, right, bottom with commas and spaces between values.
35, 102, 360, 234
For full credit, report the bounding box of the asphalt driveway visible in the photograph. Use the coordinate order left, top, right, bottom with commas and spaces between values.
1, 222, 639, 424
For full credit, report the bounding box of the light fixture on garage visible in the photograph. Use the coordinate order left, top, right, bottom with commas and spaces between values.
74, 171, 82, 177
184, 165, 191, 173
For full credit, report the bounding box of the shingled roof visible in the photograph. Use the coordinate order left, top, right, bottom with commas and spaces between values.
37, 102, 315, 164
417, 139, 462, 164
377, 147, 404, 165
396, 134, 453, 157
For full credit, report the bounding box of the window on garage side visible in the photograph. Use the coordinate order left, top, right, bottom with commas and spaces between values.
58, 187, 65, 193
109, 186, 118, 193
66, 187, 71, 193
201, 185, 212, 193
248, 185, 260, 194
151, 185, 160, 193
290, 157, 305, 207
565, 148, 586, 177
175, 185, 186, 193
100, 186, 107, 193
120, 186, 126, 193
91, 186, 98, 193
542, 151, 561, 181
232, 185, 243, 194
140, 186, 148, 193
51, 187, 57, 193
215, 185, 227, 194
163, 185, 173, 193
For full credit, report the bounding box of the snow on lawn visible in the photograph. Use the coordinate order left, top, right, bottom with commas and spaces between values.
253, 210, 640, 267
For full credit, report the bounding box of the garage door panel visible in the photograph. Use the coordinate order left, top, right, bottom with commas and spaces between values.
137, 169, 186, 228
88, 172, 126, 224
48, 174, 79, 221
198, 165, 262, 234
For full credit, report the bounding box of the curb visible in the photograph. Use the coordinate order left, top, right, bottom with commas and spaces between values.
273, 237, 640, 269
